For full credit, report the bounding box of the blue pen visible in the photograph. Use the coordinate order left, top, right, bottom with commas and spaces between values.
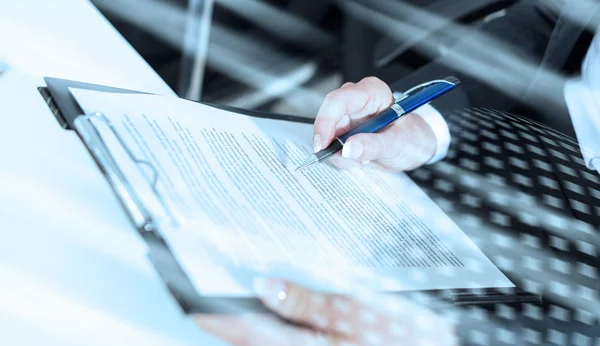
295, 76, 461, 171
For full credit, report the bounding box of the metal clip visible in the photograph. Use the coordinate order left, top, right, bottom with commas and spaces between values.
74, 112, 178, 234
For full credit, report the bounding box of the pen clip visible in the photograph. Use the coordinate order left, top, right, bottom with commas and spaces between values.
397, 78, 458, 101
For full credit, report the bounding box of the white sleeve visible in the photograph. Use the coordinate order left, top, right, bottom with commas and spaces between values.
563, 78, 600, 175
394, 91, 451, 164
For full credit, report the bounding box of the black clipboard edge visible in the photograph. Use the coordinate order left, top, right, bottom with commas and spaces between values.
38, 87, 68, 129
40, 77, 314, 131
38, 78, 542, 314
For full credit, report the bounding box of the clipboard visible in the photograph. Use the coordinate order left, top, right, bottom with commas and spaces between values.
38, 77, 542, 314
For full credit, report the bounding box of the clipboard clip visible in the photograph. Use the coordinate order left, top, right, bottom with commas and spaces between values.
74, 112, 178, 236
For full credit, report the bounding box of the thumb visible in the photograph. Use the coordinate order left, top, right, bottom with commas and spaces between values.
341, 130, 400, 162
340, 113, 438, 170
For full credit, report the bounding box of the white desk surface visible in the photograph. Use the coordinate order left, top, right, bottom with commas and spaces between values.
0, 1, 225, 345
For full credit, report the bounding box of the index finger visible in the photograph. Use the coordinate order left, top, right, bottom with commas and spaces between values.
313, 77, 393, 152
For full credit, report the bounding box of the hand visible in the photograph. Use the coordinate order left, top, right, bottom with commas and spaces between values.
195, 278, 458, 346
313, 77, 438, 172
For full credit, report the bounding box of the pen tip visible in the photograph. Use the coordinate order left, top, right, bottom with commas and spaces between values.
295, 155, 318, 172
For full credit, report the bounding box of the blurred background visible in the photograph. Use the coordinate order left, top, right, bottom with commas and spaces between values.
92, 0, 517, 117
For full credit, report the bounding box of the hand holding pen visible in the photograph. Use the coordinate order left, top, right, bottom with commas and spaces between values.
297, 77, 459, 173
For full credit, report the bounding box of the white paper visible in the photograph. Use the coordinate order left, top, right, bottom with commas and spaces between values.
71, 88, 514, 296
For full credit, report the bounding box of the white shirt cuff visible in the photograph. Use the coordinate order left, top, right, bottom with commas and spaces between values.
563, 78, 600, 172
415, 103, 451, 164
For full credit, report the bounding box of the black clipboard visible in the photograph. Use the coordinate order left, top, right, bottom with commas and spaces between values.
38, 77, 541, 314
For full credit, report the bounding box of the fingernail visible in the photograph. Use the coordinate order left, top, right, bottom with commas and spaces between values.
362, 160, 370, 166
336, 115, 350, 129
253, 277, 286, 307
342, 141, 363, 159
313, 134, 322, 153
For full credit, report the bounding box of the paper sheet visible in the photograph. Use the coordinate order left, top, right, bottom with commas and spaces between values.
71, 88, 514, 296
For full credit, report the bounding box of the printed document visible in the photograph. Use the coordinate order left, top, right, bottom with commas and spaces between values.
71, 89, 514, 296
